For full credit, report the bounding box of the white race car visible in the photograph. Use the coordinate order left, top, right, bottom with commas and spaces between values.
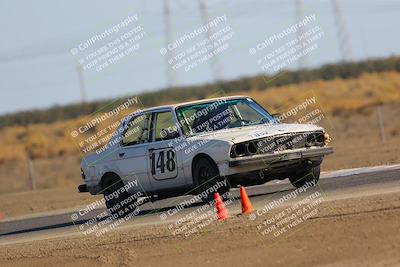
78, 96, 333, 215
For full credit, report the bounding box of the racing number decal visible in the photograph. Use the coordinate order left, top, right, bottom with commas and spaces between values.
150, 149, 177, 180
151, 150, 175, 174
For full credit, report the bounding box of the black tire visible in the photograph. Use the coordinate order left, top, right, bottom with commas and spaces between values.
103, 176, 135, 218
193, 157, 230, 204
289, 165, 320, 188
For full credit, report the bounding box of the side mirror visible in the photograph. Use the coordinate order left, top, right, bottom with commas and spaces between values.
161, 129, 180, 139
167, 130, 179, 139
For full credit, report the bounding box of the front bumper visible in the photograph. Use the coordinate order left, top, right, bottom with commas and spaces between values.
228, 146, 333, 167
78, 184, 88, 193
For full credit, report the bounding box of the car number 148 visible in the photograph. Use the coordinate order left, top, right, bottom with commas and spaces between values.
150, 149, 177, 180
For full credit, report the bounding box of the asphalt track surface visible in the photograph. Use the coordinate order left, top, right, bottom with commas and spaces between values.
0, 164, 399, 245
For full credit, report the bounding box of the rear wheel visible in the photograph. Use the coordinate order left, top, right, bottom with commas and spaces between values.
289, 165, 320, 188
103, 176, 135, 218
193, 157, 230, 204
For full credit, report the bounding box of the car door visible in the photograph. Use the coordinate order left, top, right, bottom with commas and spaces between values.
115, 113, 151, 191
147, 109, 186, 188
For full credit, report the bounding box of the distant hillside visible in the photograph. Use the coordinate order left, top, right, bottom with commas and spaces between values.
1, 56, 400, 128
1, 70, 400, 164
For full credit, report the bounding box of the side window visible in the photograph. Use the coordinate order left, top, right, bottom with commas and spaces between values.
154, 111, 179, 141
121, 114, 150, 146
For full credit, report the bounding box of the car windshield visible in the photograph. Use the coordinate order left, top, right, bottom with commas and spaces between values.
176, 98, 275, 136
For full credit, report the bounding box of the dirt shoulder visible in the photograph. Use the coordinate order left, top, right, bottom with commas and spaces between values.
0, 188, 102, 219
1, 191, 399, 267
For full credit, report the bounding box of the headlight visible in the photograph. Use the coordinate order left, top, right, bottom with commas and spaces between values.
306, 132, 324, 147
230, 144, 246, 158
230, 142, 258, 158
247, 141, 258, 154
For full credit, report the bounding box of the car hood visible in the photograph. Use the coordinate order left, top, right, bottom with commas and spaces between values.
192, 123, 323, 144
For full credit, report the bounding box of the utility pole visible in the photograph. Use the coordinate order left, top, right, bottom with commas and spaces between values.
198, 0, 223, 81
376, 105, 386, 143
295, 0, 306, 70
27, 157, 36, 191
163, 0, 175, 88
331, 0, 353, 61
76, 64, 88, 114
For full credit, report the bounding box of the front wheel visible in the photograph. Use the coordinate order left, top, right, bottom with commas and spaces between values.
193, 157, 230, 204
289, 165, 320, 188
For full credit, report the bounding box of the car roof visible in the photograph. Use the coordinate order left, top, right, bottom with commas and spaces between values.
143, 95, 250, 112
123, 95, 250, 123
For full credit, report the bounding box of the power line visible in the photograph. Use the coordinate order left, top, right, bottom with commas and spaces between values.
331, 0, 353, 61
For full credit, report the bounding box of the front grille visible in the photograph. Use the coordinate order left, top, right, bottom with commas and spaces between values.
256, 133, 308, 153
231, 131, 324, 158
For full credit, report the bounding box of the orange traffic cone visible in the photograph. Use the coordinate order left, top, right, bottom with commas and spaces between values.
214, 193, 229, 221
0, 212, 3, 220
240, 186, 253, 214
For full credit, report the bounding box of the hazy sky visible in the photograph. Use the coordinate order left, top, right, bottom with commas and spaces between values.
1, 0, 400, 115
